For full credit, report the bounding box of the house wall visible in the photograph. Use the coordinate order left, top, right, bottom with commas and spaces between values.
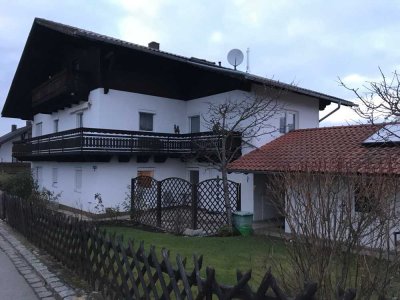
283, 175, 400, 250
31, 86, 320, 217
0, 136, 19, 162
31, 159, 253, 213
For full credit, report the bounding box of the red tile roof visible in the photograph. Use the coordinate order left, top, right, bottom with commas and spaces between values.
228, 124, 400, 174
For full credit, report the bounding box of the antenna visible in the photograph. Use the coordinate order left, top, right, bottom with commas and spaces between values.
246, 48, 250, 73
227, 49, 244, 70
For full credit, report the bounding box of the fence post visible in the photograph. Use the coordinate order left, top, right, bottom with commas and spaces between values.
130, 178, 135, 220
157, 181, 162, 227
191, 183, 198, 229
237, 183, 241, 211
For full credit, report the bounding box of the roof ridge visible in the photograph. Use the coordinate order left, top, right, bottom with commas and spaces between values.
291, 123, 385, 133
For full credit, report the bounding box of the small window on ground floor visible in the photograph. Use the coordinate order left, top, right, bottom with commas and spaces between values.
34, 166, 43, 186
75, 168, 82, 192
52, 168, 58, 187
188, 169, 200, 185
137, 169, 154, 188
354, 179, 375, 213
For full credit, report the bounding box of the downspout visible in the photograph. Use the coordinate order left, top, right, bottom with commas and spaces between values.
319, 100, 341, 123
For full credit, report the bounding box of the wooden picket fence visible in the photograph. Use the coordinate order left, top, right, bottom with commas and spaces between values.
0, 193, 357, 300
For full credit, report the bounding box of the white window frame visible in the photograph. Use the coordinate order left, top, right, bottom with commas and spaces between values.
139, 112, 155, 131
279, 111, 298, 134
74, 168, 82, 192
189, 115, 201, 133
52, 167, 58, 187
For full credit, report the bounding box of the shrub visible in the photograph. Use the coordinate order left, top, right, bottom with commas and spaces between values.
2, 172, 36, 199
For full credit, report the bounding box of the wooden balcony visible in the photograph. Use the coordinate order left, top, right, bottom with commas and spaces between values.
12, 128, 242, 162
32, 69, 90, 114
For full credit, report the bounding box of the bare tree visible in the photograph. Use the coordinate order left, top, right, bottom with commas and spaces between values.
268, 161, 400, 299
339, 68, 400, 139
202, 86, 285, 230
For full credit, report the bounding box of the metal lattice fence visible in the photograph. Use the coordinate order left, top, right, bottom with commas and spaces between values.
130, 176, 241, 234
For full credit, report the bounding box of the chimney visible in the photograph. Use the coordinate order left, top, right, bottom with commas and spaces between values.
148, 41, 160, 50
11, 124, 17, 132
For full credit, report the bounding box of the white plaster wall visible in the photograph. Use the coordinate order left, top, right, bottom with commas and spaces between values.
283, 176, 400, 250
30, 86, 321, 215
32, 158, 188, 211
0, 137, 18, 162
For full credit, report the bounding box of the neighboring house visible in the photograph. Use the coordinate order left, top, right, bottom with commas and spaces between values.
229, 124, 400, 247
1, 18, 353, 212
0, 123, 32, 162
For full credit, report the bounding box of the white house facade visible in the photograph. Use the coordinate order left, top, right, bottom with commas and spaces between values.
2, 18, 353, 217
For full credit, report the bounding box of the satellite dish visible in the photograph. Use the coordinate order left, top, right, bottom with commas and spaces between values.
227, 49, 244, 70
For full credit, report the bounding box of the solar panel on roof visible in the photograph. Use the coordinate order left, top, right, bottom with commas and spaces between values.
363, 124, 400, 144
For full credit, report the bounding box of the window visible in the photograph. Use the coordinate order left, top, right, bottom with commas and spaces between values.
52, 168, 58, 187
139, 112, 154, 131
34, 167, 43, 186
354, 180, 375, 213
75, 168, 82, 192
54, 119, 59, 133
76, 113, 83, 128
36, 122, 42, 136
189, 169, 200, 185
189, 116, 200, 133
280, 111, 298, 133
137, 169, 154, 188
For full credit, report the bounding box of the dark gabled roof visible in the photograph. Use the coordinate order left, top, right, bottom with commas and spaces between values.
35, 18, 353, 106
228, 124, 400, 175
0, 125, 31, 146
2, 18, 354, 119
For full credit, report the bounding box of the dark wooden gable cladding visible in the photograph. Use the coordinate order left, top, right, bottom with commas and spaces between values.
2, 23, 101, 119
2, 20, 250, 119
106, 47, 250, 100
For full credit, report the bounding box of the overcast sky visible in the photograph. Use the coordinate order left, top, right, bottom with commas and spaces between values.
1, 0, 400, 135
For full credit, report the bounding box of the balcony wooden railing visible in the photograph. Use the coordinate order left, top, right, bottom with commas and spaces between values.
12, 128, 242, 162
32, 69, 89, 111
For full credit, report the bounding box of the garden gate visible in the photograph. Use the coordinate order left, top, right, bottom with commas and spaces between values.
131, 176, 241, 234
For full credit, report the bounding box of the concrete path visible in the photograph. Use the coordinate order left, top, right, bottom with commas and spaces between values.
0, 220, 81, 299
0, 247, 38, 299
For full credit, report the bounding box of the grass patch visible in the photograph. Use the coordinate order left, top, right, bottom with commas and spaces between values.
104, 226, 288, 286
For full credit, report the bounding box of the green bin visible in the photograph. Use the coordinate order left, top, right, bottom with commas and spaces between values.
232, 211, 253, 236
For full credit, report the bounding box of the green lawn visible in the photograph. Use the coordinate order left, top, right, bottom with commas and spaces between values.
104, 226, 288, 286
